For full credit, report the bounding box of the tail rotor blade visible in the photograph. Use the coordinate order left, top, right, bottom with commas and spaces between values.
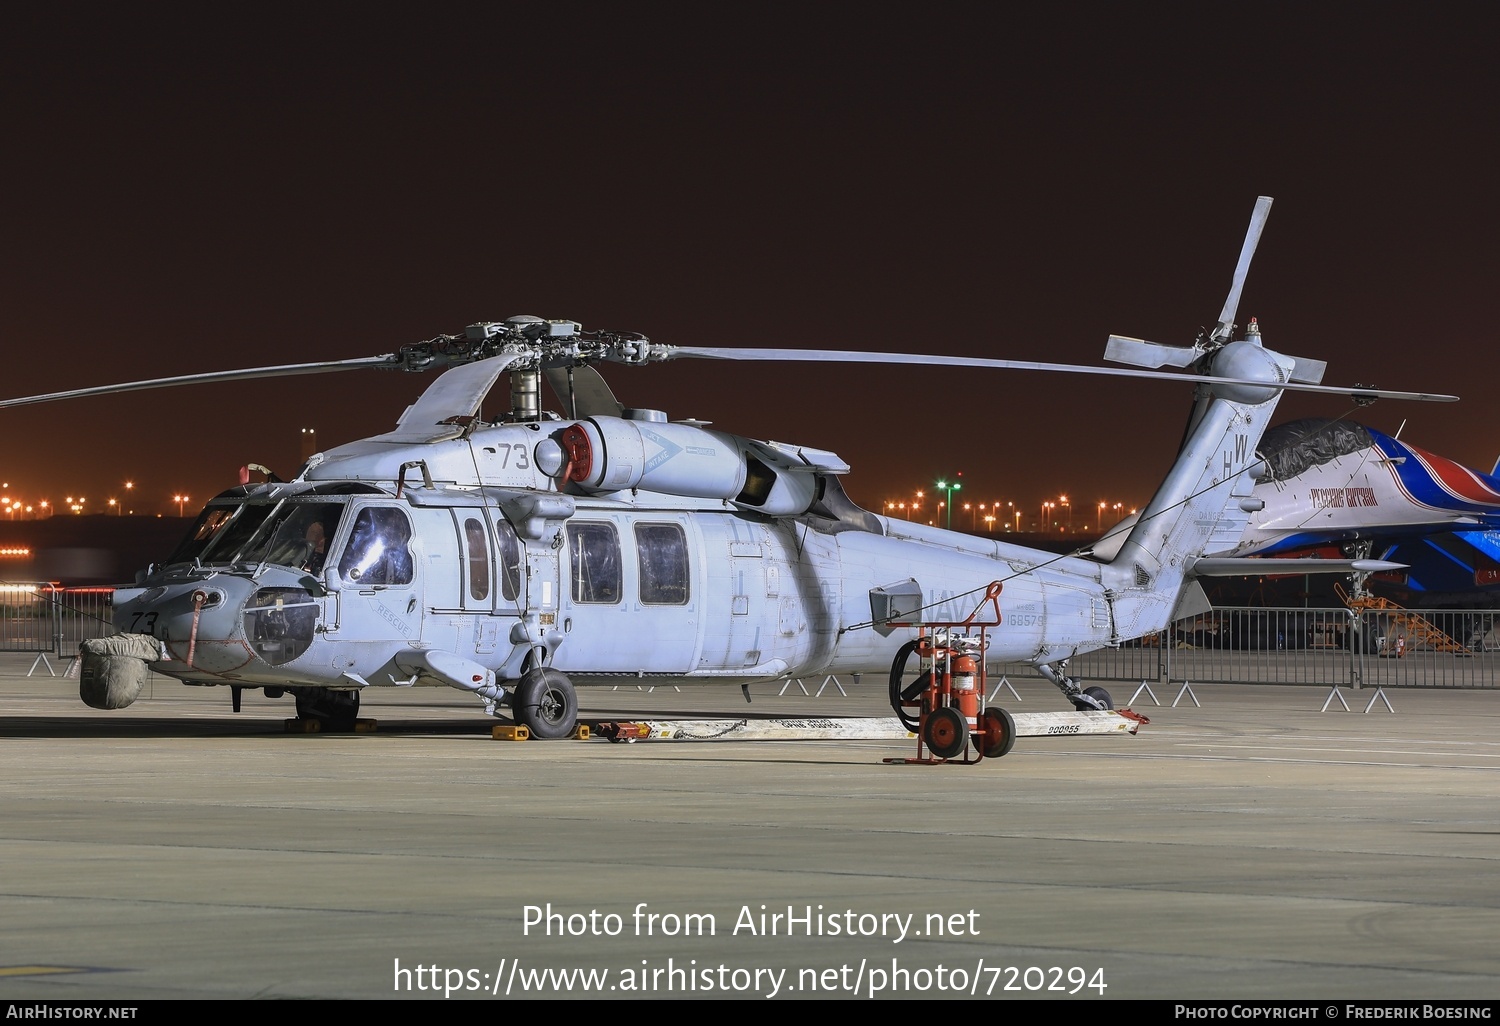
1105, 335, 1199, 369
1214, 196, 1273, 340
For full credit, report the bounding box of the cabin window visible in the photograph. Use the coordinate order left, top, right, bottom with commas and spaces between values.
464, 517, 489, 602
338, 508, 414, 585
566, 522, 621, 604
635, 523, 689, 605
495, 520, 522, 602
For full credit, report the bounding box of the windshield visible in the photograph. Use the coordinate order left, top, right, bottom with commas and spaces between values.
239, 502, 346, 572
165, 506, 239, 565
163, 501, 346, 570
165, 504, 277, 565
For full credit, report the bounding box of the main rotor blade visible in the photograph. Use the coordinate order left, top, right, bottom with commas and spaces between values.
543, 364, 623, 419
373, 354, 522, 444
1215, 195, 1273, 337
663, 346, 1458, 403
0, 356, 399, 409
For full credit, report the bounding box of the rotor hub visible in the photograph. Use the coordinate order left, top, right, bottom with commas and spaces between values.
1209, 341, 1285, 405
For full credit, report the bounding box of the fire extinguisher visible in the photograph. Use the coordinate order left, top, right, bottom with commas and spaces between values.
951, 653, 979, 722
1394, 635, 1407, 657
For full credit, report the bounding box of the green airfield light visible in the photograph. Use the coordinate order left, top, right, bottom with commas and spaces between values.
936, 478, 962, 530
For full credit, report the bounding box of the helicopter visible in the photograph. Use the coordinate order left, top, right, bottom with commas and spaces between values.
2, 197, 1456, 739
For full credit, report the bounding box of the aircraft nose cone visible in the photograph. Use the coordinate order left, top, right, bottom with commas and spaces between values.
113, 576, 253, 671
116, 571, 325, 673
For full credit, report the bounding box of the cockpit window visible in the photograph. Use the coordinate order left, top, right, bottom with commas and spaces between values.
165, 506, 237, 565
165, 503, 278, 566
337, 508, 414, 585
164, 499, 355, 570
204, 505, 279, 563
238, 503, 345, 573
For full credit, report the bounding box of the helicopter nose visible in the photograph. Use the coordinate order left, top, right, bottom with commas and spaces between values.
114, 577, 252, 672
115, 570, 324, 674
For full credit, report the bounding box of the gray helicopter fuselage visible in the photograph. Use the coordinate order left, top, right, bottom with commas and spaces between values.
111, 420, 1119, 698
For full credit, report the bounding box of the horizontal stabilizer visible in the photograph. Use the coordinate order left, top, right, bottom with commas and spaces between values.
1190, 557, 1406, 577
1289, 356, 1327, 385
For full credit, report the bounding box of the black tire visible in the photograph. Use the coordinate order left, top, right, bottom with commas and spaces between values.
1080, 685, 1113, 710
294, 687, 360, 731
978, 707, 1016, 759
923, 706, 968, 760
512, 667, 578, 740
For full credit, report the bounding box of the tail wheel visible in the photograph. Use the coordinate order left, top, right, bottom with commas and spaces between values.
923, 706, 968, 760
978, 707, 1016, 759
512, 667, 578, 740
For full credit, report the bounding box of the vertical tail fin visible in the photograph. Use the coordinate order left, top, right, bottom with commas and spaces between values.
1106, 341, 1291, 638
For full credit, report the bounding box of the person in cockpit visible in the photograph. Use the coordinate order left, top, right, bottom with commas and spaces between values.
301, 520, 328, 574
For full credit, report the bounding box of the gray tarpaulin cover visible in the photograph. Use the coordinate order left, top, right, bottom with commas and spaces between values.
79, 633, 166, 709
1258, 418, 1373, 482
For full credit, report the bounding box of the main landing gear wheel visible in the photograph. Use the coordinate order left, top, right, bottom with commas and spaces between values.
923, 706, 969, 760
978, 707, 1016, 759
294, 687, 360, 731
1071, 685, 1112, 711
512, 667, 578, 740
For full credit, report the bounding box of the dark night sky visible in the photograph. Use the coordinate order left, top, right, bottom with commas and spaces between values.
3, 5, 1497, 522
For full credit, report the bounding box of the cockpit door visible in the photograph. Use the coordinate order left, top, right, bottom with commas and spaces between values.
326, 504, 424, 649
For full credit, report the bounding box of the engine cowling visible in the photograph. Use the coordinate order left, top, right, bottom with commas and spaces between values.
543, 416, 824, 516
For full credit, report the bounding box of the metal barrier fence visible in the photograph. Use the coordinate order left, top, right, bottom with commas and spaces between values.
7, 590, 1499, 690
0, 584, 116, 655
0, 584, 57, 652
986, 638, 1165, 694
1171, 606, 1500, 690
52, 587, 118, 654
1163, 607, 1362, 688
988, 605, 1500, 692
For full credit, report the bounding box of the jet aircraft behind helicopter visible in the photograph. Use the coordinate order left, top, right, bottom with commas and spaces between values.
1088, 418, 1500, 599
1175, 418, 1500, 559
0, 198, 1458, 740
